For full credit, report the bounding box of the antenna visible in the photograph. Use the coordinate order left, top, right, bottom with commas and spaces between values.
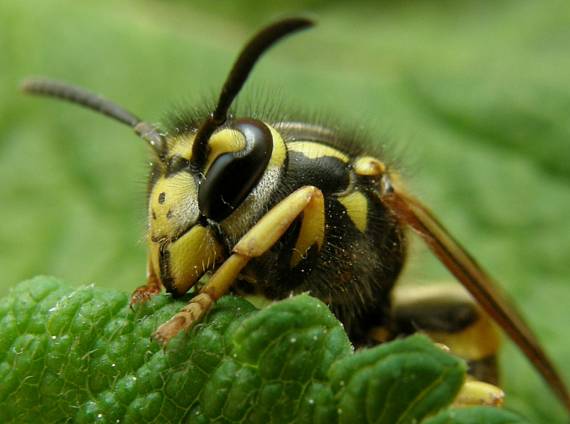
21, 78, 166, 156
190, 17, 314, 168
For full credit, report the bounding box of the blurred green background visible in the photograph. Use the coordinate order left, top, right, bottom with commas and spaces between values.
0, 0, 569, 421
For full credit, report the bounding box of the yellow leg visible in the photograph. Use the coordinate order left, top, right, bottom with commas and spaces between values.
154, 186, 324, 345
130, 261, 162, 306
453, 380, 504, 407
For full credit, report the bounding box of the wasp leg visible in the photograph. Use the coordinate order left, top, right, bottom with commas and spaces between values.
130, 260, 162, 307
453, 380, 504, 407
154, 186, 325, 345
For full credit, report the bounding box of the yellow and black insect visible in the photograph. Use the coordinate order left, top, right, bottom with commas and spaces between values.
22, 17, 569, 412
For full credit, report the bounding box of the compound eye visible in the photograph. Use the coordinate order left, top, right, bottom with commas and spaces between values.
198, 119, 273, 222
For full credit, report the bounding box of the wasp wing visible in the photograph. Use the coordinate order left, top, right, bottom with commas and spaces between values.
382, 187, 570, 412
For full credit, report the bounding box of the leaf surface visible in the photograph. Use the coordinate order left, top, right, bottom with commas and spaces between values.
0, 277, 524, 423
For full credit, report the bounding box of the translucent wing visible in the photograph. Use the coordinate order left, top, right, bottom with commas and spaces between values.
381, 184, 570, 412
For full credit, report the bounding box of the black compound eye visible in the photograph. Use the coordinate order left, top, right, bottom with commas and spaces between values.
198, 118, 273, 222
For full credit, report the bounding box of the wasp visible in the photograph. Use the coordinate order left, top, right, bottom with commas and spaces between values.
22, 17, 569, 412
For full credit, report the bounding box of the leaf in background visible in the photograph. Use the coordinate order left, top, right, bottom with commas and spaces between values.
425, 406, 531, 424
0, 276, 523, 423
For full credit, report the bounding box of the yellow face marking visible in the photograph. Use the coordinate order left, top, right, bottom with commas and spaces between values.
167, 130, 247, 173
204, 129, 246, 173
148, 172, 199, 240
168, 135, 194, 161
354, 156, 386, 177
166, 123, 285, 171
166, 225, 224, 294
338, 191, 368, 232
287, 141, 350, 163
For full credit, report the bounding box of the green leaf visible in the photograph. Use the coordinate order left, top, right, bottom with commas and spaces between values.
0, 276, 257, 423
330, 336, 466, 424
0, 276, 522, 423
192, 292, 352, 423
425, 406, 531, 424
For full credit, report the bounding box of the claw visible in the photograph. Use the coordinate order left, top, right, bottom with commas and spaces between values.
153, 293, 214, 345
130, 283, 161, 309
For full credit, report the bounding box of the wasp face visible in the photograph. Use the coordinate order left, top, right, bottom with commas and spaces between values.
147, 118, 287, 296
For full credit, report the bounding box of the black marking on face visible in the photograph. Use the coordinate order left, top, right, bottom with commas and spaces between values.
158, 244, 183, 297
158, 245, 174, 294
166, 210, 173, 219
152, 210, 157, 220
158, 192, 166, 204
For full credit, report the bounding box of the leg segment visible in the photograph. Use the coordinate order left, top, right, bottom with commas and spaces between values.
154, 186, 325, 344
454, 380, 504, 407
